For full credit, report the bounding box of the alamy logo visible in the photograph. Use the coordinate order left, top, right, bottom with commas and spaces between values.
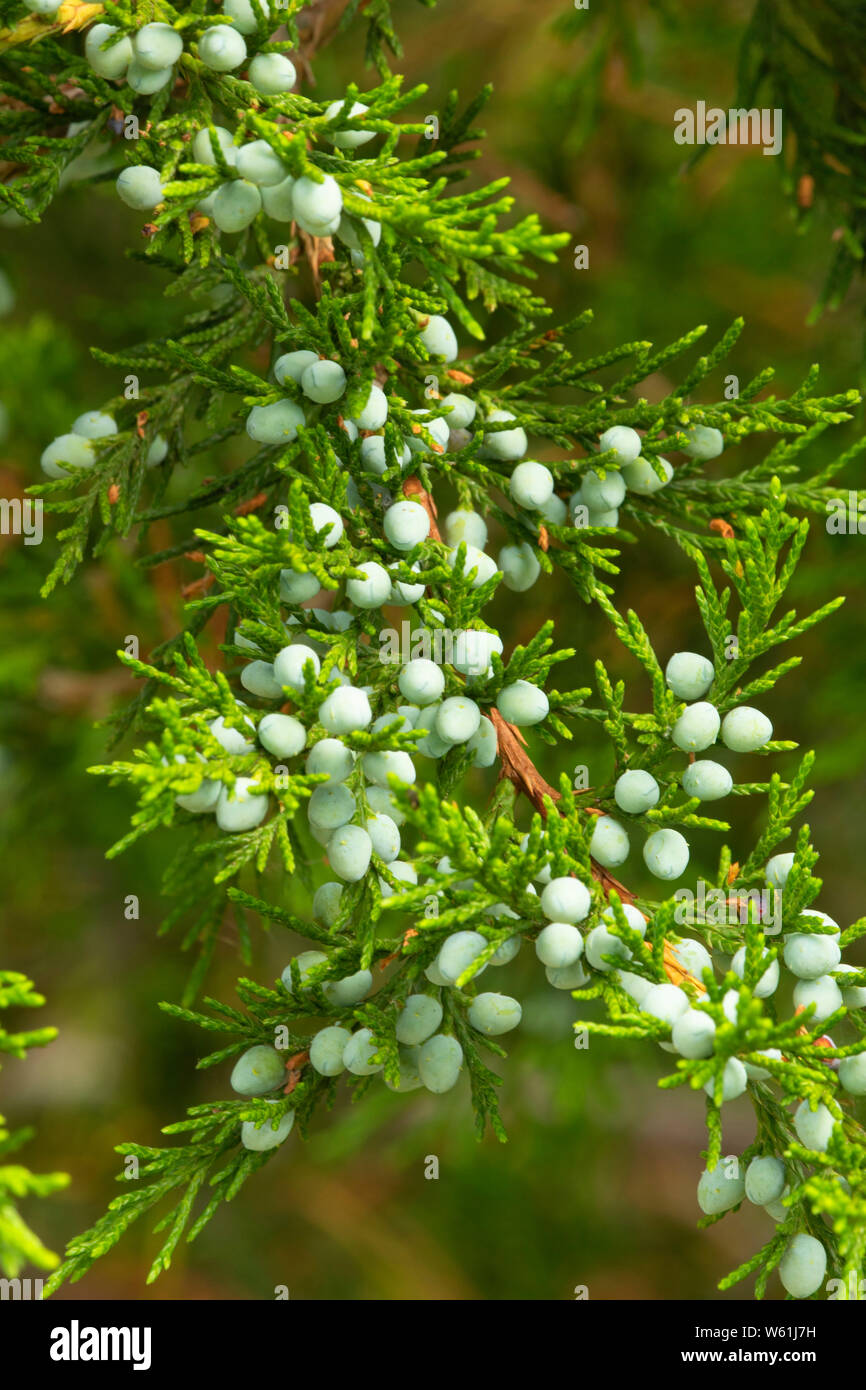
49, 1319, 152, 1371
0, 496, 43, 544
0, 1276, 43, 1300
379, 621, 489, 674
674, 101, 783, 156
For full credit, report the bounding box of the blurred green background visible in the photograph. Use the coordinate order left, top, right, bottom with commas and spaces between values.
1, 0, 865, 1300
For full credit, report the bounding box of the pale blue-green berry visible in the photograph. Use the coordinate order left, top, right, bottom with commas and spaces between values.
198, 25, 247, 70
535, 922, 583, 968
765, 852, 795, 889
665, 651, 714, 700
784, 927, 841, 981
273, 643, 321, 691
398, 658, 445, 706
307, 502, 343, 548
308, 782, 355, 829
545, 959, 590, 989
721, 706, 773, 752
599, 425, 641, 464
71, 410, 117, 439
436, 697, 481, 745
224, 0, 269, 34
671, 1008, 716, 1058
328, 824, 372, 881
585, 924, 631, 972
406, 410, 449, 455
839, 1053, 866, 1095
447, 543, 498, 588
745, 1156, 786, 1205
641, 982, 689, 1026
763, 1188, 790, 1222
240, 659, 282, 699
127, 59, 174, 93
309, 1026, 351, 1076
292, 173, 343, 234
469, 993, 522, 1036
398, 704, 421, 726
306, 738, 355, 781
388, 562, 426, 605
175, 777, 220, 815
116, 165, 163, 210
602, 903, 646, 935
196, 190, 217, 216
418, 1034, 464, 1092
616, 970, 652, 1004
793, 1100, 835, 1152
301, 359, 346, 404
350, 382, 388, 431
414, 704, 451, 758
581, 468, 626, 510
281, 950, 327, 993
441, 393, 475, 429
343, 1027, 383, 1075
793, 974, 843, 1021
261, 174, 295, 221
323, 969, 373, 1007
213, 179, 262, 233
146, 435, 168, 467
835, 964, 866, 1009
704, 1056, 748, 1104
540, 877, 591, 924
721, 989, 740, 1026
209, 713, 255, 755
241, 1102, 295, 1151
509, 460, 554, 509
443, 509, 487, 548
359, 435, 388, 476
453, 628, 502, 676
417, 314, 458, 361
363, 748, 416, 786
235, 139, 288, 187
85, 24, 133, 79
274, 350, 317, 385
728, 944, 778, 997
779, 1234, 827, 1299
480, 409, 526, 461
490, 935, 521, 966
496, 680, 548, 727
682, 759, 732, 802
499, 542, 541, 592
312, 880, 343, 925
697, 1164, 745, 1215
385, 1045, 424, 1092
396, 994, 443, 1046
323, 99, 375, 148
366, 783, 405, 822
437, 931, 488, 985
614, 769, 659, 814
364, 811, 400, 861
468, 715, 498, 768
279, 568, 320, 604
589, 815, 630, 868
216, 777, 268, 832
336, 209, 381, 253
682, 424, 724, 460
249, 51, 297, 94
586, 505, 620, 528
346, 560, 390, 608
231, 1044, 285, 1096
621, 455, 673, 494
643, 828, 690, 880
318, 686, 372, 733
538, 493, 568, 524
378, 860, 418, 898
384, 500, 430, 551
134, 22, 183, 70
671, 700, 720, 752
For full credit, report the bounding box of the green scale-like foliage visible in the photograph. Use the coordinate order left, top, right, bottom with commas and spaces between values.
1, 0, 865, 1301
